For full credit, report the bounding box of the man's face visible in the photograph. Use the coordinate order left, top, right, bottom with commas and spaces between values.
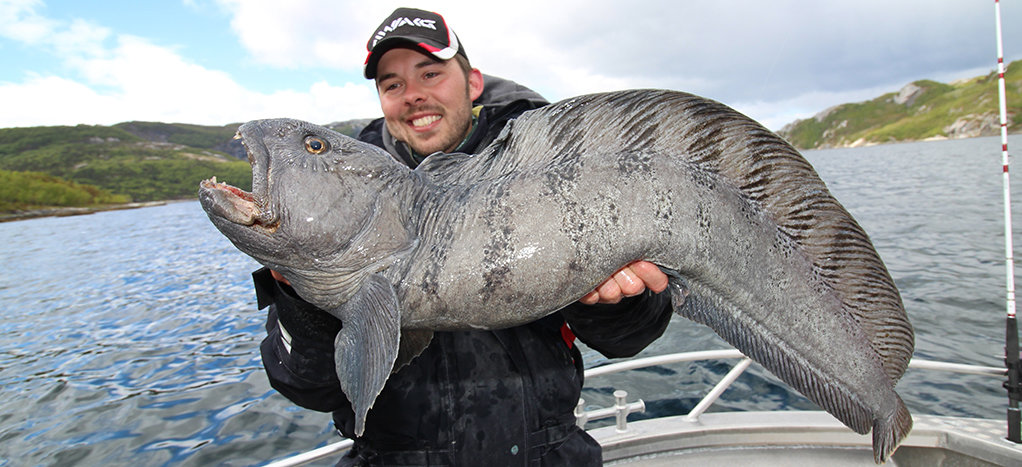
375, 47, 484, 155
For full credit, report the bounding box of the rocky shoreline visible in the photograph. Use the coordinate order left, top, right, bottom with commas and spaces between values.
0, 201, 169, 223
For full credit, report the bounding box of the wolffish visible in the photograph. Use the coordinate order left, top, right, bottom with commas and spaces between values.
199, 89, 914, 463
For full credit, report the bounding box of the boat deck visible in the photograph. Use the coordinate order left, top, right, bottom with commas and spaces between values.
264, 350, 1021, 466
593, 411, 1021, 466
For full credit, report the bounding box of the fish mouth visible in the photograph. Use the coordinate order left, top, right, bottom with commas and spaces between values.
198, 126, 276, 229
199, 176, 264, 226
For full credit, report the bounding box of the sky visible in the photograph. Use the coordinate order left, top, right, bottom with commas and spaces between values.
1, 0, 1020, 131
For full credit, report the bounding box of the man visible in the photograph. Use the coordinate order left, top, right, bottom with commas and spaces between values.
253, 7, 673, 466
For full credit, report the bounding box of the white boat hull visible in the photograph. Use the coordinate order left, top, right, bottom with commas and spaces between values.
593, 411, 1022, 466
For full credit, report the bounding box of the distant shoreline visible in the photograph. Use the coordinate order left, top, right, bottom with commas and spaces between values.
0, 200, 172, 223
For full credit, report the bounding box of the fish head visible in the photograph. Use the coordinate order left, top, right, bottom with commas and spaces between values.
199, 118, 412, 305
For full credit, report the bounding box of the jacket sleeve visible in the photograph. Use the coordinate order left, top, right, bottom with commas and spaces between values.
253, 267, 348, 412
560, 289, 673, 359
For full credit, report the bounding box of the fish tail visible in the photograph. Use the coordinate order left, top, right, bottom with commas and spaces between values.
665, 274, 913, 462
872, 395, 913, 463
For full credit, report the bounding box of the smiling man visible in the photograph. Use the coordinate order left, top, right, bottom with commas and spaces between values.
253, 7, 673, 466
373, 46, 482, 156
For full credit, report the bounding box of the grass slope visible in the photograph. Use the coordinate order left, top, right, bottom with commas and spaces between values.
0, 124, 253, 205
778, 61, 1022, 149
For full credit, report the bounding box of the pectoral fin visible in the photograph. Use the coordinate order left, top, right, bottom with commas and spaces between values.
330, 274, 401, 437
395, 329, 433, 372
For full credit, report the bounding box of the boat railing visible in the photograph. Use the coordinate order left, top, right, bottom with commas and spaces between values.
263, 350, 1008, 467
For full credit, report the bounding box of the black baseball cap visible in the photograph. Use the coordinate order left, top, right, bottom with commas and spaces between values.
364, 8, 467, 79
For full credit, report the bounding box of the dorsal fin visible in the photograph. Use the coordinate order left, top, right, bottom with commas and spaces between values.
665, 94, 913, 382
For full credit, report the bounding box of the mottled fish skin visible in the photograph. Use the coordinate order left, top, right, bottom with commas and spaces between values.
199, 90, 913, 462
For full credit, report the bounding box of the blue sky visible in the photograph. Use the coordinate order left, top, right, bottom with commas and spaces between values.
2, 0, 1020, 130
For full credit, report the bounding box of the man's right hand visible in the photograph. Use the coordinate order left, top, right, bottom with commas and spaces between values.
270, 269, 291, 286
578, 260, 668, 305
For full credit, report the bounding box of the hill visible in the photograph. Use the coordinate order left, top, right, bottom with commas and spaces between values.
0, 117, 375, 217
326, 118, 377, 137
0, 123, 252, 204
113, 121, 248, 159
777, 61, 1022, 149
0, 169, 130, 210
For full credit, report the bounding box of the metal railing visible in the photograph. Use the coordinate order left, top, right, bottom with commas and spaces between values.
263, 350, 1008, 467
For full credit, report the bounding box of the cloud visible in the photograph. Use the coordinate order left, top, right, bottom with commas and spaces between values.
215, 0, 381, 70
495, 1, 993, 100
0, 0, 57, 44
0, 0, 381, 127
437, 0, 1013, 128
1, 75, 107, 128
1, 0, 1018, 130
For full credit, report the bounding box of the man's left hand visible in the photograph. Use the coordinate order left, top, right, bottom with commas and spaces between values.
579, 260, 669, 305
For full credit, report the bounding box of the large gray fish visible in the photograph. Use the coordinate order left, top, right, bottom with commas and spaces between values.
199, 89, 914, 462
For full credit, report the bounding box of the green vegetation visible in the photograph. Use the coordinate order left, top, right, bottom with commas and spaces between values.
68, 156, 255, 202
327, 118, 376, 138
0, 170, 130, 211
0, 117, 378, 217
0, 124, 140, 154
0, 133, 253, 203
778, 61, 1022, 149
113, 121, 239, 148
112, 121, 251, 160
0, 122, 257, 215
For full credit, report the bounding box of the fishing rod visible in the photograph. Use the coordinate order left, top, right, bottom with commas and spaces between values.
994, 0, 1021, 444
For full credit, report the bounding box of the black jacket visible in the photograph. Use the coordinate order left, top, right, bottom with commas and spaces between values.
257, 75, 672, 466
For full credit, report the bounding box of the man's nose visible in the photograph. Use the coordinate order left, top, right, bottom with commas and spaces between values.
403, 81, 427, 104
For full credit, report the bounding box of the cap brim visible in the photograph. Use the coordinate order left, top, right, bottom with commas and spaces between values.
364, 37, 461, 79
365, 38, 411, 79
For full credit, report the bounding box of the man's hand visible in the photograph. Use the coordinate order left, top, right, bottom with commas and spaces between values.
270, 269, 291, 286
579, 260, 669, 305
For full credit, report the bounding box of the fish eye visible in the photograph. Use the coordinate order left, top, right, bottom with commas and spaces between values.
304, 136, 329, 154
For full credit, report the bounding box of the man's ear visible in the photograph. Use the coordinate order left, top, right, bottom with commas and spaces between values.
467, 69, 484, 102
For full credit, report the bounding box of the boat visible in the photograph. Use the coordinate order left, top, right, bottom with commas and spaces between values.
585, 351, 1021, 466
262, 348, 1021, 466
